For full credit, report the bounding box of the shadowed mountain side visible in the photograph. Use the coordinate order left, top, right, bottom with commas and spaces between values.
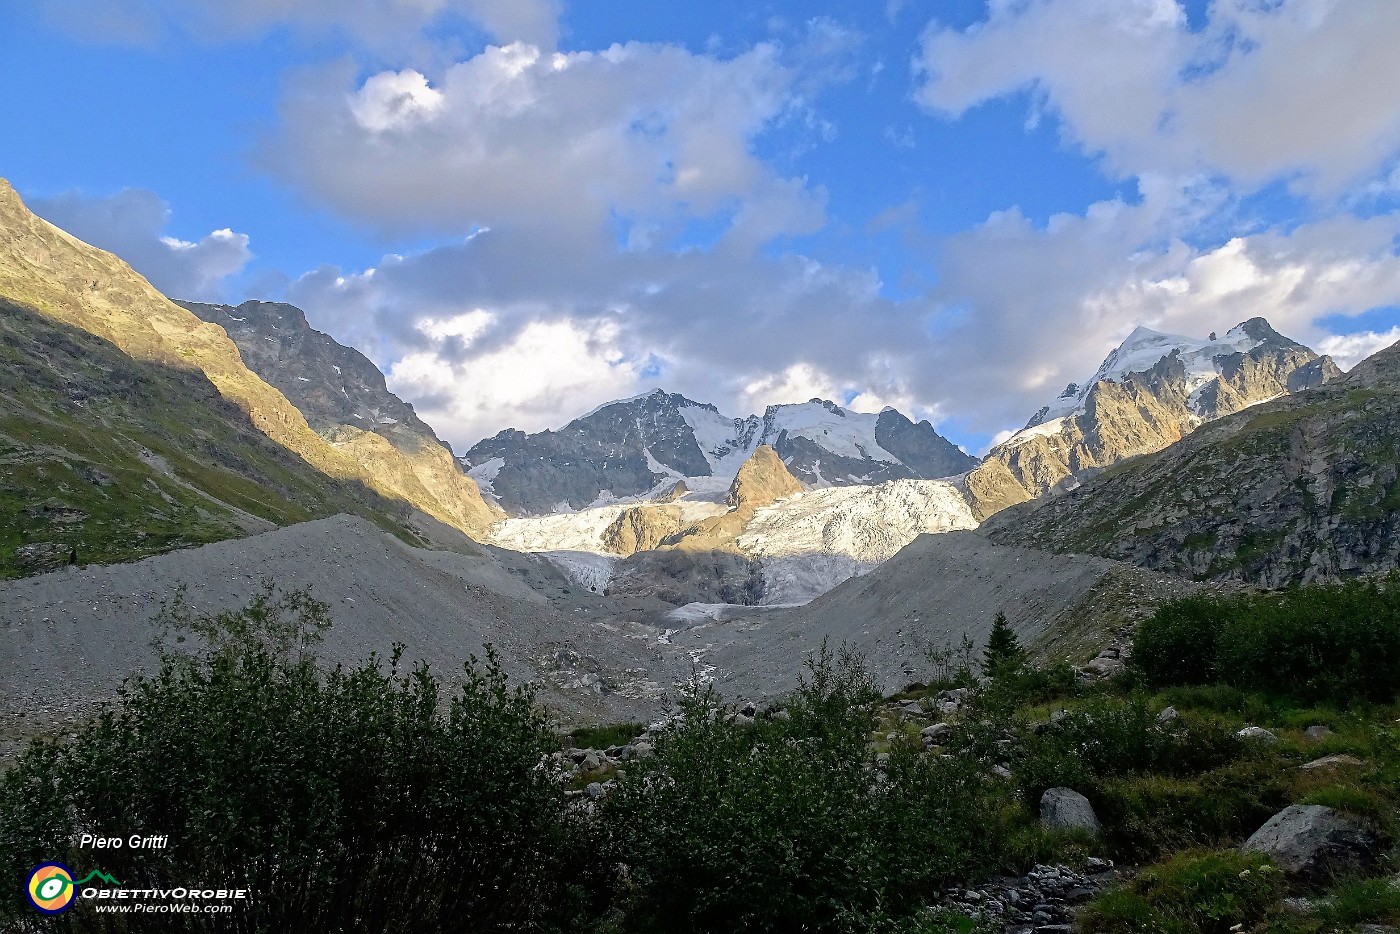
678, 531, 1202, 703
180, 300, 501, 539
0, 300, 436, 578
0, 515, 698, 740
0, 179, 493, 545
984, 341, 1400, 588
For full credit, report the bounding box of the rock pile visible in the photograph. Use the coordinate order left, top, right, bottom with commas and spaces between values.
936, 860, 1123, 933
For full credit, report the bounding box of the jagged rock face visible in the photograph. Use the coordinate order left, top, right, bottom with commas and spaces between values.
0, 177, 485, 574
464, 392, 726, 515
180, 301, 500, 538
601, 505, 684, 555
461, 389, 976, 516
180, 301, 441, 447
727, 444, 805, 510
667, 445, 804, 553
985, 340, 1400, 587
965, 318, 1339, 519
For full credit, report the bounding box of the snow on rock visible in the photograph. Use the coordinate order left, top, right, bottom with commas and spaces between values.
541, 551, 617, 593
492, 500, 726, 555
1027, 323, 1268, 429
738, 479, 978, 564
492, 506, 625, 554
467, 457, 505, 498
757, 400, 894, 464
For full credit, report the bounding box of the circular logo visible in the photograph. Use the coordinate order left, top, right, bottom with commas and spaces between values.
27, 863, 76, 915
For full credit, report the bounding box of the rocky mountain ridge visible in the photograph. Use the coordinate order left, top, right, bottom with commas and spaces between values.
461, 389, 976, 516
964, 318, 1339, 519
180, 299, 500, 538
0, 177, 493, 577
984, 338, 1400, 587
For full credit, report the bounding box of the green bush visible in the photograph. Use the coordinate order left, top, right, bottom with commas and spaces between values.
1095, 757, 1290, 860
603, 644, 1005, 933
0, 585, 608, 933
1010, 698, 1244, 805
1078, 850, 1285, 934
1131, 594, 1234, 688
1134, 578, 1400, 704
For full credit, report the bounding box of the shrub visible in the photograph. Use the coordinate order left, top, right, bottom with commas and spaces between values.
1133, 578, 1400, 704
1131, 594, 1235, 689
603, 644, 1005, 933
1010, 698, 1244, 806
1078, 850, 1285, 934
0, 585, 607, 933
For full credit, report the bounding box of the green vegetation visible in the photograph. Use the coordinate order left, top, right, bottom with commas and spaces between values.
982, 611, 1026, 676
1078, 850, 1285, 933
0, 586, 606, 932
563, 721, 647, 751
603, 645, 1002, 933
0, 300, 424, 578
3, 580, 1399, 932
1133, 577, 1400, 703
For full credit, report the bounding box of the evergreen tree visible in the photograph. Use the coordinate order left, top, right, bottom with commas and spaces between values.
982, 611, 1026, 676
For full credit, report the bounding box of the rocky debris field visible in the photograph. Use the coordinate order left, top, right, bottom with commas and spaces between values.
937, 861, 1125, 933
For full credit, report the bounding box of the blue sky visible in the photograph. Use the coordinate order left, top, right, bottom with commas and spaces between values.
4, 0, 1400, 453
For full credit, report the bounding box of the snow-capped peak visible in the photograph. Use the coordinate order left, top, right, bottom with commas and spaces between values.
576, 387, 670, 421
1022, 320, 1273, 431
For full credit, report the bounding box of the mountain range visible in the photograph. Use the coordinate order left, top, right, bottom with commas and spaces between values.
3, 170, 1397, 725
460, 391, 977, 516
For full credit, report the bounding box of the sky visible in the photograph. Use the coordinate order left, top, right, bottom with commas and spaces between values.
4, 0, 1400, 456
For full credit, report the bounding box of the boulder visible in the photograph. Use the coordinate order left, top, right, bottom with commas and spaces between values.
1156, 706, 1180, 723
1040, 788, 1102, 836
1237, 726, 1279, 743
1298, 754, 1363, 772
921, 723, 953, 742
1304, 725, 1333, 741
1242, 805, 1377, 880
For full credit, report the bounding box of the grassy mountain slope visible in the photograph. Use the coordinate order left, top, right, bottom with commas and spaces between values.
984, 341, 1400, 587
0, 178, 476, 577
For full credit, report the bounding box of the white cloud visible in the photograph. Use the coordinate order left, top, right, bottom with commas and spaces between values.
1317, 327, 1400, 370
29, 188, 252, 302
923, 181, 1400, 430
266, 40, 821, 239
36, 0, 561, 52
914, 0, 1400, 196
386, 313, 645, 442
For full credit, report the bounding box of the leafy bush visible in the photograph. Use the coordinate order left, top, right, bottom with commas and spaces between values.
1078, 850, 1285, 934
1133, 578, 1400, 704
1095, 758, 1290, 860
564, 721, 647, 751
603, 644, 1005, 934
1009, 698, 1244, 805
0, 585, 607, 933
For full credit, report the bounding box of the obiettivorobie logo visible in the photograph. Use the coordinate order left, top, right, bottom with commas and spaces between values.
27, 863, 121, 915
24, 858, 249, 916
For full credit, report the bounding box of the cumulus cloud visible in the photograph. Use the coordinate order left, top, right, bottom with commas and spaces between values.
265, 40, 823, 238
915, 0, 1400, 195
36, 0, 561, 52
386, 313, 644, 442
30, 188, 252, 302
1317, 327, 1400, 370
275, 167, 1400, 450
921, 184, 1400, 431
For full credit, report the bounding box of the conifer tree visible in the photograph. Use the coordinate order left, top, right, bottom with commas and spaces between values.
982, 611, 1026, 676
